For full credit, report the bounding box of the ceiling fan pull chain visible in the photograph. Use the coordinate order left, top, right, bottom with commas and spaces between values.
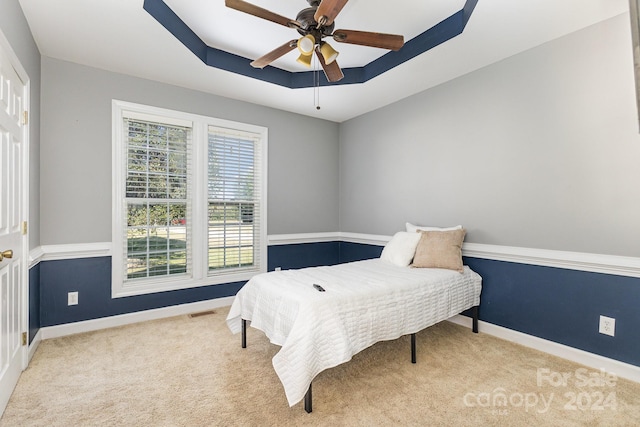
314, 55, 321, 110
316, 73, 320, 110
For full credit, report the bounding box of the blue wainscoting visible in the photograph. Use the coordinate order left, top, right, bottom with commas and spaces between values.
38, 257, 244, 327
31, 241, 341, 331
28, 240, 640, 371
28, 263, 40, 345
337, 242, 640, 368
463, 257, 640, 367
268, 241, 340, 271
339, 241, 383, 263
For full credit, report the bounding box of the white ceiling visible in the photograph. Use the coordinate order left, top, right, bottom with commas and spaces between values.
19, 0, 629, 122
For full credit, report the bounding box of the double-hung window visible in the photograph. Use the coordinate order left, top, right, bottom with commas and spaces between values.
112, 101, 267, 297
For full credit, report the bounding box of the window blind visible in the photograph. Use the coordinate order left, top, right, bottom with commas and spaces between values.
207, 126, 262, 274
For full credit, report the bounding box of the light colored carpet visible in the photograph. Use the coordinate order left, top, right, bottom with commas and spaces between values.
1, 306, 639, 426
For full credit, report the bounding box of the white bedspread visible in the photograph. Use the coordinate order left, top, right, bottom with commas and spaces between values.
226, 259, 482, 406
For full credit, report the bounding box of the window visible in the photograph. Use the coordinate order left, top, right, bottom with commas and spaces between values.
112, 101, 267, 297
125, 119, 190, 280
208, 128, 260, 271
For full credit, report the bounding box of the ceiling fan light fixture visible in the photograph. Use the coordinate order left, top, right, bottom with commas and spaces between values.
224, 0, 404, 83
296, 53, 313, 68
320, 42, 339, 65
297, 34, 316, 55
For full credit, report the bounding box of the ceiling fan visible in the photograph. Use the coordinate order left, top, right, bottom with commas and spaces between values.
225, 0, 405, 83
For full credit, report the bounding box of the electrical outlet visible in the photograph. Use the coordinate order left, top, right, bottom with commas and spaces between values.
68, 291, 79, 306
599, 315, 615, 337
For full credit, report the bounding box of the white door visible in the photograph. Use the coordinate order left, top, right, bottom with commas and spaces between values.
0, 32, 27, 416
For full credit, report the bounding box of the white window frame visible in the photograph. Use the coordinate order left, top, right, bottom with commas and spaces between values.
112, 100, 267, 298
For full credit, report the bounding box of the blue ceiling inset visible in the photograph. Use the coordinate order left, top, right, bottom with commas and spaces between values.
143, 0, 478, 88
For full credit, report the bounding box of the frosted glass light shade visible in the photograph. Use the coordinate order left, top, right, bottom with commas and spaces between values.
297, 35, 315, 55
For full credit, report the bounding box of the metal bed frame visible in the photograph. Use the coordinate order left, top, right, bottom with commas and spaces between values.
240, 305, 479, 413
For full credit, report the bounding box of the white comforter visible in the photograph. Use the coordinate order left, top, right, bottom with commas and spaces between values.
226, 259, 482, 406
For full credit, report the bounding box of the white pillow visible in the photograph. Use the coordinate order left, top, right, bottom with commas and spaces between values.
380, 232, 422, 267
406, 222, 463, 233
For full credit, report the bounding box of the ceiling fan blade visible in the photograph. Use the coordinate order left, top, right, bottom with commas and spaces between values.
250, 40, 298, 68
315, 45, 344, 82
332, 29, 404, 51
314, 0, 349, 27
225, 0, 297, 28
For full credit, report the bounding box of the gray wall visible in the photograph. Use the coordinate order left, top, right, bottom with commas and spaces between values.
339, 14, 640, 258
14, 8, 640, 258
40, 58, 339, 244
0, 0, 41, 249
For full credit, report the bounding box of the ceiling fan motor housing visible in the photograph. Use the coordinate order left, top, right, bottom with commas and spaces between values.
296, 7, 334, 39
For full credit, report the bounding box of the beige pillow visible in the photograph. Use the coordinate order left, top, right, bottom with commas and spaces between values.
412, 229, 466, 272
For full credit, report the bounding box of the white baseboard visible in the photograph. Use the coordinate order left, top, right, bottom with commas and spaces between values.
40, 296, 235, 340
37, 300, 640, 387
28, 329, 41, 363
447, 315, 640, 384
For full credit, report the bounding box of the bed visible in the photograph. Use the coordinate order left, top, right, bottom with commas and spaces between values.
226, 250, 482, 412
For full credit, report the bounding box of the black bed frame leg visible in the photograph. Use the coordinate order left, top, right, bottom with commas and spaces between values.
241, 319, 247, 348
411, 333, 416, 364
472, 306, 479, 333
304, 383, 312, 413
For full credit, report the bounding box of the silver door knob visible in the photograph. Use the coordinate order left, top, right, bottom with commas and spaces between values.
0, 250, 13, 262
